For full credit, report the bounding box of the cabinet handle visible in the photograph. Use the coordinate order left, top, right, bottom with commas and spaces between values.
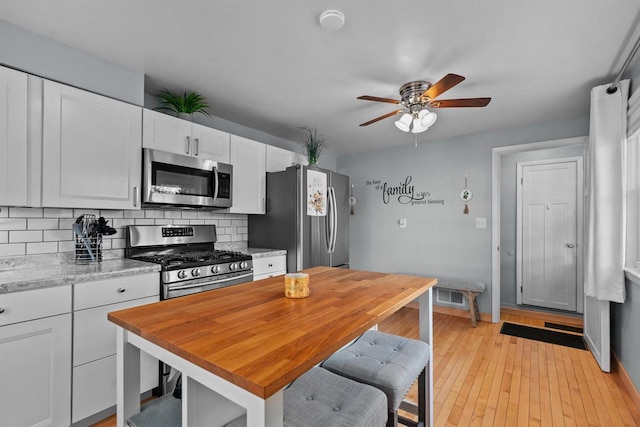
194, 138, 199, 156
0, 307, 5, 314
185, 136, 191, 154
117, 287, 126, 293
133, 186, 139, 207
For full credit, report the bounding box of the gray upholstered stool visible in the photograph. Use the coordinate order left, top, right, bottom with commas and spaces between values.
224, 366, 387, 427
322, 330, 430, 427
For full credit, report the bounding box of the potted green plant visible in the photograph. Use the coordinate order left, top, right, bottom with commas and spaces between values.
300, 127, 325, 165
155, 88, 212, 120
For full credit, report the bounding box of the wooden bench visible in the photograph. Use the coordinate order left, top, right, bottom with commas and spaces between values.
435, 278, 486, 327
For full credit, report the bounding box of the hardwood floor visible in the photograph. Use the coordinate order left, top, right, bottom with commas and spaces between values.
380, 308, 640, 427
93, 309, 640, 426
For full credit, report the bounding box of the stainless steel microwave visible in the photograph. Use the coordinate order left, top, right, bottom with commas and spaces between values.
142, 148, 232, 208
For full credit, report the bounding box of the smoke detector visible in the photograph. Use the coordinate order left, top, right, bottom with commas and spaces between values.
319, 10, 345, 31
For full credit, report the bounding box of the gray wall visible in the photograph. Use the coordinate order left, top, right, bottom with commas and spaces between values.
337, 116, 589, 314
0, 20, 144, 105
500, 144, 586, 306
612, 56, 640, 394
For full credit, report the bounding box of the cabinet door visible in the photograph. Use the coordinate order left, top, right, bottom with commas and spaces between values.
266, 145, 307, 172
72, 352, 158, 423
142, 109, 192, 155
0, 314, 72, 427
192, 122, 230, 162
229, 135, 266, 214
42, 81, 142, 209
0, 66, 28, 206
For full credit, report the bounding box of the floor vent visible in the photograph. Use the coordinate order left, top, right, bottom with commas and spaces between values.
436, 289, 466, 307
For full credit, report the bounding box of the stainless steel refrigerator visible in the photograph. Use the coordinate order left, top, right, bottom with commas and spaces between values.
249, 165, 349, 272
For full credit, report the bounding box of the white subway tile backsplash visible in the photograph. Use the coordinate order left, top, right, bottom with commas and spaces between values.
0, 208, 248, 259
144, 210, 164, 219
43, 208, 74, 218
124, 210, 145, 219
0, 243, 25, 256
28, 218, 59, 230
182, 211, 198, 219
58, 240, 75, 252
0, 218, 27, 231
26, 241, 58, 255
9, 230, 42, 243
134, 219, 155, 225
44, 229, 73, 241
9, 207, 43, 218
100, 210, 125, 219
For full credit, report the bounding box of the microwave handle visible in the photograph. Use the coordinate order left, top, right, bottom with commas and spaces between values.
213, 167, 219, 201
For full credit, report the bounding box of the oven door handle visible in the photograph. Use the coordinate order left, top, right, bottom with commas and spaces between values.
168, 272, 253, 291
213, 166, 219, 201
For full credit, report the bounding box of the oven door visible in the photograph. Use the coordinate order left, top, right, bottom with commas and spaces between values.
143, 148, 232, 208
163, 271, 253, 299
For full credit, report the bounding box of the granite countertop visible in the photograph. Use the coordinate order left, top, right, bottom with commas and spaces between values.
243, 248, 287, 258
0, 258, 160, 294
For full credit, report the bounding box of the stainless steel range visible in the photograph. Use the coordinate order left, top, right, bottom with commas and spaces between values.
126, 224, 253, 300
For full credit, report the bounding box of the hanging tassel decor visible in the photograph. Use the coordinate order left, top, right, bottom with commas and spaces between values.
460, 175, 473, 214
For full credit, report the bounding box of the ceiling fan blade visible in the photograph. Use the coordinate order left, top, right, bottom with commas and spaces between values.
429, 98, 491, 108
359, 110, 404, 126
422, 74, 466, 100
357, 95, 402, 104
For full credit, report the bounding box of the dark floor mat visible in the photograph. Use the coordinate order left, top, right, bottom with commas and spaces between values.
544, 322, 583, 334
500, 322, 587, 350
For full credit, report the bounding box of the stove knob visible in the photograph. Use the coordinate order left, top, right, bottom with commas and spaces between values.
211, 265, 220, 273
192, 268, 201, 277
230, 263, 238, 271
177, 270, 188, 279
240, 261, 248, 269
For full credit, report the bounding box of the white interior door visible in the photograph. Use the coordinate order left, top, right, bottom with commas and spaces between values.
583, 296, 610, 372
517, 158, 583, 312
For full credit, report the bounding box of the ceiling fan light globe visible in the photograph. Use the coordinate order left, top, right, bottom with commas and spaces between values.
411, 118, 428, 134
420, 111, 437, 128
395, 113, 412, 132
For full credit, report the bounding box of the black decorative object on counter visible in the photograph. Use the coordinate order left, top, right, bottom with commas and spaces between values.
73, 215, 116, 264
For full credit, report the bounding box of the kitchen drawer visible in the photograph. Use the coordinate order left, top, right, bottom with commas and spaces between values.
72, 352, 158, 423
74, 296, 158, 366
252, 255, 286, 277
74, 273, 158, 310
0, 285, 71, 326
254, 271, 287, 281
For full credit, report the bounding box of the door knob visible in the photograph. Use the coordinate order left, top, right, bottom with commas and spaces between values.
567, 243, 575, 248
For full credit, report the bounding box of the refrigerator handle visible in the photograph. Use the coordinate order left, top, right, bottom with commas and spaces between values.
325, 188, 332, 252
330, 187, 338, 253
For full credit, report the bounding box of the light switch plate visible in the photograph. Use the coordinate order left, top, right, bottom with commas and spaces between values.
475, 217, 487, 228
398, 218, 407, 228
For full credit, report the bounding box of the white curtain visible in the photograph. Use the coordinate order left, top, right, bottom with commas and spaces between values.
584, 80, 629, 303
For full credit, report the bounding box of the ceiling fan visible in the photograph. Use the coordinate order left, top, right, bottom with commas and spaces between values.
357, 73, 491, 133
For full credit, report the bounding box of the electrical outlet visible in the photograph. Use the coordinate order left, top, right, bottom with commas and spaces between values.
475, 217, 487, 228
398, 218, 407, 228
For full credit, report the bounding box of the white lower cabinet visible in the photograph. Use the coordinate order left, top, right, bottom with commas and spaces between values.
0, 286, 72, 427
72, 273, 160, 424
253, 254, 287, 281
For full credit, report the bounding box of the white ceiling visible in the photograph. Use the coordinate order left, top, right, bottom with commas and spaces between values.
1, 1, 639, 156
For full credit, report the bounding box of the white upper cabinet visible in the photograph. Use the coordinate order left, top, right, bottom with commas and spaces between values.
142, 109, 230, 163
42, 81, 142, 209
0, 66, 28, 206
266, 144, 308, 172
229, 135, 266, 214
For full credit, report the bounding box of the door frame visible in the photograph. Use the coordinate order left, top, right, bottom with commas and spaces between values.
491, 136, 588, 322
515, 157, 585, 312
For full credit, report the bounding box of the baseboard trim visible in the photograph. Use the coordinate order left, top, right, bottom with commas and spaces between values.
406, 302, 492, 322
499, 306, 583, 327
612, 351, 640, 411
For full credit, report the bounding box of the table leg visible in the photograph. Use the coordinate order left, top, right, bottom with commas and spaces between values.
418, 288, 434, 427
116, 327, 140, 427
